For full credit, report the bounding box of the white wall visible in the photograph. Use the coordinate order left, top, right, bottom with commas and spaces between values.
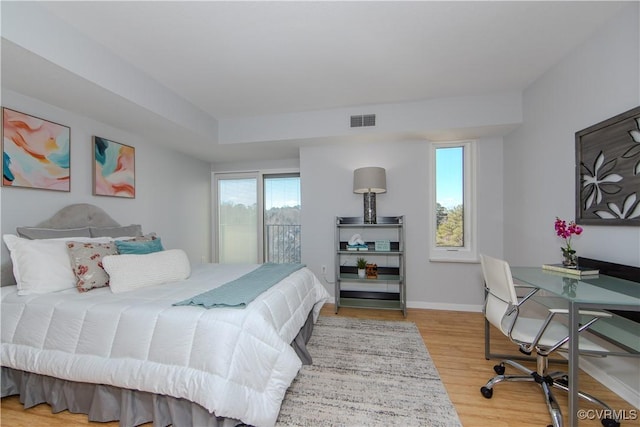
503, 3, 640, 405
220, 93, 522, 144
300, 137, 503, 311
2, 2, 218, 145
212, 157, 300, 173
1, 90, 212, 285
504, 3, 640, 268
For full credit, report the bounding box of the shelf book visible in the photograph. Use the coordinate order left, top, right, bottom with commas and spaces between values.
346, 244, 368, 251
542, 263, 599, 277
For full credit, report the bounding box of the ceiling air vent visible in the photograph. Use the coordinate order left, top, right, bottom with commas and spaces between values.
350, 114, 376, 128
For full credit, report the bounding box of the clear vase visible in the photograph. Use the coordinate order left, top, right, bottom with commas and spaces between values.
562, 249, 577, 268
562, 277, 578, 297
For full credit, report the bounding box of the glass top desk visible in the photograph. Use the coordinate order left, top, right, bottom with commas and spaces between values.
510, 267, 640, 426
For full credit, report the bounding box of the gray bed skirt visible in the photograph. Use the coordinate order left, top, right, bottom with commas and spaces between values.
1, 311, 315, 427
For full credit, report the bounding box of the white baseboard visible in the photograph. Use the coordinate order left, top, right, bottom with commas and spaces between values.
407, 300, 483, 313
578, 356, 640, 408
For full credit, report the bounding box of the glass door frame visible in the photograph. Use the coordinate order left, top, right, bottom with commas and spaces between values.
212, 168, 300, 264
213, 171, 263, 263
263, 172, 302, 264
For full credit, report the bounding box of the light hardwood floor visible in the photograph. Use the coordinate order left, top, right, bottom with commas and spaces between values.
1, 305, 638, 426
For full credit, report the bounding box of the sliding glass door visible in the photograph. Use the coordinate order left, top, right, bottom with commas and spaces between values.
214, 172, 300, 264
264, 174, 301, 264
216, 174, 259, 263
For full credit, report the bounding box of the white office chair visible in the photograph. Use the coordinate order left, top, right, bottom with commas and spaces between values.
479, 254, 620, 427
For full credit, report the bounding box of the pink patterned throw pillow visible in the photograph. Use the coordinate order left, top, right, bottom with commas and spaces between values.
66, 241, 118, 292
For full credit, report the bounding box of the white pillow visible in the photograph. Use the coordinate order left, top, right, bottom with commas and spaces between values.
3, 234, 111, 295
103, 249, 191, 294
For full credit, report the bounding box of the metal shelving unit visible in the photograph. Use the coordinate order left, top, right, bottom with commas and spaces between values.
335, 216, 406, 317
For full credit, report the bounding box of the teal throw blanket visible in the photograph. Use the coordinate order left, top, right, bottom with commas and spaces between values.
174, 263, 305, 309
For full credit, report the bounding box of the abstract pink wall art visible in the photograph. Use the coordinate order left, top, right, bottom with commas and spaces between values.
2, 108, 71, 191
93, 136, 135, 198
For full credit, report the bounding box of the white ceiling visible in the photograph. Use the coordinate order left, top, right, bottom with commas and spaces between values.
1, 1, 627, 163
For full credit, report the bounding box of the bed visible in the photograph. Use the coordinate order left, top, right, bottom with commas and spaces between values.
1, 204, 330, 427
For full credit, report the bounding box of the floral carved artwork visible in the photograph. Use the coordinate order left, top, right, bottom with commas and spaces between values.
575, 106, 640, 225
93, 136, 135, 198
2, 108, 70, 191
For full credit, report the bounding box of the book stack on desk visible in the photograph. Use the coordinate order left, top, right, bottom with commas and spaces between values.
346, 244, 368, 251
542, 263, 599, 277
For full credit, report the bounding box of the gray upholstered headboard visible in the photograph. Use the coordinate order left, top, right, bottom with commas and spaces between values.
33, 203, 121, 229
1, 204, 122, 286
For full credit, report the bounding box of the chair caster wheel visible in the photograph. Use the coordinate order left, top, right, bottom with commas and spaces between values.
493, 364, 505, 375
480, 386, 493, 399
601, 418, 620, 427
555, 376, 569, 387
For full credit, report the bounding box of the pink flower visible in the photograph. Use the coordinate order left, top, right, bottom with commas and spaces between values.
554, 217, 583, 254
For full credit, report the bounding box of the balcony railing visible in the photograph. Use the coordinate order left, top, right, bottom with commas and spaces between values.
265, 224, 301, 264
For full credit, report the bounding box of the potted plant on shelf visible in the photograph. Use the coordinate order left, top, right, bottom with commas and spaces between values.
356, 257, 367, 278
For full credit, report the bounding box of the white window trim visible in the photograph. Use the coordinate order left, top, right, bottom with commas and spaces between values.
429, 140, 478, 263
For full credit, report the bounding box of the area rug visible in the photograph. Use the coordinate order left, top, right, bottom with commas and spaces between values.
275, 316, 462, 427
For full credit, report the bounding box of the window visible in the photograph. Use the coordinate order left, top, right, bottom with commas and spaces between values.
214, 171, 301, 264
429, 141, 477, 262
264, 174, 301, 264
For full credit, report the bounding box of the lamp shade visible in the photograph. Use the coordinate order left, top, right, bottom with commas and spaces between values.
353, 167, 387, 194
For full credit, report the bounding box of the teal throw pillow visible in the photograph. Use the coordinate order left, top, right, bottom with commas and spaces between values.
115, 238, 164, 255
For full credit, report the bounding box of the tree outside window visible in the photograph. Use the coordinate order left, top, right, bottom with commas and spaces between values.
430, 141, 477, 262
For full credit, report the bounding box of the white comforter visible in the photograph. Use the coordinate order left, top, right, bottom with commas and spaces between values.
1, 263, 330, 427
